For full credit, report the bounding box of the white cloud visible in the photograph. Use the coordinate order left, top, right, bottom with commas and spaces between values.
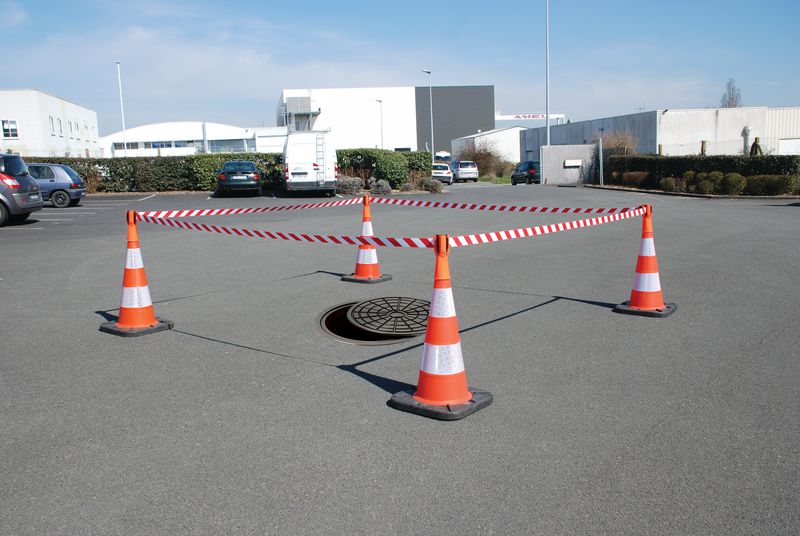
2, 1, 27, 26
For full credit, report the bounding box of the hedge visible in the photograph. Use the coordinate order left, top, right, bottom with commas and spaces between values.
25, 149, 430, 193
608, 154, 800, 179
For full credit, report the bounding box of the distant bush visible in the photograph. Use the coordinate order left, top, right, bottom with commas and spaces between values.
696, 180, 715, 194
609, 154, 800, 178
659, 177, 678, 192
622, 171, 649, 187
719, 173, 746, 195
335, 176, 364, 195
369, 178, 392, 195
400, 151, 431, 174
744, 175, 799, 196
373, 151, 408, 188
418, 177, 443, 193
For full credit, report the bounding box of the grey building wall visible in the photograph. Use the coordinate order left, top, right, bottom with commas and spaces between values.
522, 111, 658, 160
415, 86, 494, 153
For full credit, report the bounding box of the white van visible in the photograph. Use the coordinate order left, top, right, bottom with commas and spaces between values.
282, 131, 338, 194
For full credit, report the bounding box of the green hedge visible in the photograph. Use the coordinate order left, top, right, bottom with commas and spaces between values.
25, 152, 282, 193
27, 149, 430, 193
608, 154, 800, 179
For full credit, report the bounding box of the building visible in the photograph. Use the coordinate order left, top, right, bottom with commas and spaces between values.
276, 85, 495, 152
0, 89, 100, 157
521, 107, 800, 161
99, 122, 288, 157
451, 126, 527, 163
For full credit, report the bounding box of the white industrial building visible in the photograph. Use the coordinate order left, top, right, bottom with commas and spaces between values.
522, 107, 800, 161
451, 126, 527, 163
99, 122, 288, 157
0, 89, 100, 157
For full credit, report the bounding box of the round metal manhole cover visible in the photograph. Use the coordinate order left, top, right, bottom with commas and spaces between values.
346, 297, 430, 337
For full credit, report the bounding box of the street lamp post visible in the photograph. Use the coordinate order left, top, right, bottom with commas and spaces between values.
422, 69, 434, 162
116, 61, 128, 157
375, 99, 384, 150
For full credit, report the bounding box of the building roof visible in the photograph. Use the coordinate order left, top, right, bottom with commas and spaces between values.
0, 88, 96, 112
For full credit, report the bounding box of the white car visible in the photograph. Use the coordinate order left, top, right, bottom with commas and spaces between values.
452, 160, 479, 182
431, 163, 453, 185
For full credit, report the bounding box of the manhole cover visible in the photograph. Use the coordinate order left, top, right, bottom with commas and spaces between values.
346, 297, 430, 337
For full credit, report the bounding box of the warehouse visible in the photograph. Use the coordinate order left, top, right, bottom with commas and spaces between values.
521, 107, 800, 161
451, 126, 527, 163
0, 89, 100, 157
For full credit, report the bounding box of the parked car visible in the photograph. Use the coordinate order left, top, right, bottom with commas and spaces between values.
27, 163, 86, 207
0, 154, 43, 226
216, 160, 262, 195
431, 163, 453, 185
451, 160, 479, 182
511, 161, 541, 185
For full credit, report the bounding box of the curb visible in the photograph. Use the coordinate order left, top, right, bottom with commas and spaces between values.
584, 184, 800, 200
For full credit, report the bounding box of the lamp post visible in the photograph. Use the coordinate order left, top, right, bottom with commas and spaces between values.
376, 99, 384, 150
116, 61, 128, 157
422, 69, 434, 162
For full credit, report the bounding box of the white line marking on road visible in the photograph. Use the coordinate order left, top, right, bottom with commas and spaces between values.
34, 218, 74, 221
138, 194, 156, 201
336, 194, 343, 198
1, 227, 44, 230
40, 212, 96, 215
207, 196, 212, 200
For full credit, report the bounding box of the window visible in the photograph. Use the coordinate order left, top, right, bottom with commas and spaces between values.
57, 119, 63, 136
113, 143, 124, 150
84, 124, 88, 140
91, 126, 95, 141
151, 141, 172, 148
2, 120, 19, 138
28, 165, 55, 180
126, 142, 139, 150
49, 116, 55, 135
68, 121, 73, 138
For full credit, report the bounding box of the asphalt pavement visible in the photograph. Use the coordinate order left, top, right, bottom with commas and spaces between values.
1, 183, 798, 535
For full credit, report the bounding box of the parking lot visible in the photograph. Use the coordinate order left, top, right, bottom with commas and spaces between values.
2, 184, 798, 535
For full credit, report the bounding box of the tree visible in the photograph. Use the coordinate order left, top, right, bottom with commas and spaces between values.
720, 78, 742, 108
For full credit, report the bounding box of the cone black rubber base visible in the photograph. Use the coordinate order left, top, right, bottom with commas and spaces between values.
613, 302, 676, 318
340, 274, 392, 284
387, 388, 493, 421
99, 318, 174, 337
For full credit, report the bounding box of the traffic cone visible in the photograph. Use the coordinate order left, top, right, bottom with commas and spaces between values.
100, 211, 174, 337
388, 234, 492, 420
341, 193, 392, 283
614, 204, 676, 318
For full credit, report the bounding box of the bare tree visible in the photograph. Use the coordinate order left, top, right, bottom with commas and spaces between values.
720, 78, 742, 108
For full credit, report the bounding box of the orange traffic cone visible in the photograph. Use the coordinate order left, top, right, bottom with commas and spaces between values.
341, 193, 391, 284
388, 234, 492, 420
614, 204, 676, 318
100, 211, 174, 336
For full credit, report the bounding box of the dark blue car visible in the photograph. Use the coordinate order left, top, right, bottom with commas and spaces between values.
27, 163, 86, 207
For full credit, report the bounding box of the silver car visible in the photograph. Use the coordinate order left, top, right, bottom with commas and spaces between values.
0, 154, 43, 226
452, 160, 479, 182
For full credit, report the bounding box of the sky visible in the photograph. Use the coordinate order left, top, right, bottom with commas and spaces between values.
5, 0, 799, 135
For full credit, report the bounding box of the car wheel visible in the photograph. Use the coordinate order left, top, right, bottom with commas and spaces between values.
51, 190, 71, 208
525, 177, 532, 185
68, 198, 81, 207
0, 203, 7, 226
511, 178, 516, 185
9, 212, 30, 223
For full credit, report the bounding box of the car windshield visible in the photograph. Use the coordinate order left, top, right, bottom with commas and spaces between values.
222, 162, 256, 173
2, 156, 28, 176
459, 162, 477, 168
61, 166, 82, 180
432, 164, 449, 171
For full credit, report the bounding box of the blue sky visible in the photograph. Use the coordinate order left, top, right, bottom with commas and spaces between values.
5, 0, 798, 135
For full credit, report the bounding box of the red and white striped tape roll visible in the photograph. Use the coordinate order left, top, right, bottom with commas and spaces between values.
138, 206, 645, 248
137, 197, 633, 219
371, 196, 633, 214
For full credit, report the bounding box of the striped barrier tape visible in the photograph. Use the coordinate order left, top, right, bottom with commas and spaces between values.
136, 197, 633, 219
137, 206, 645, 248
137, 197, 363, 219
370, 196, 634, 214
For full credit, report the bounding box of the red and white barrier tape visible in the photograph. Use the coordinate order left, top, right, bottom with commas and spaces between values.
137, 206, 644, 248
137, 197, 633, 219
371, 196, 632, 214
137, 197, 362, 219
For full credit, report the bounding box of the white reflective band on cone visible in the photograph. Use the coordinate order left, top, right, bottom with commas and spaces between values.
362, 221, 373, 236
125, 248, 144, 269
420, 342, 465, 375
633, 272, 662, 292
357, 247, 378, 264
429, 288, 456, 318
121, 286, 153, 308
639, 237, 656, 257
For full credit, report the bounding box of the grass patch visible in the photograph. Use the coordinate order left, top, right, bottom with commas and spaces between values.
480, 176, 511, 184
